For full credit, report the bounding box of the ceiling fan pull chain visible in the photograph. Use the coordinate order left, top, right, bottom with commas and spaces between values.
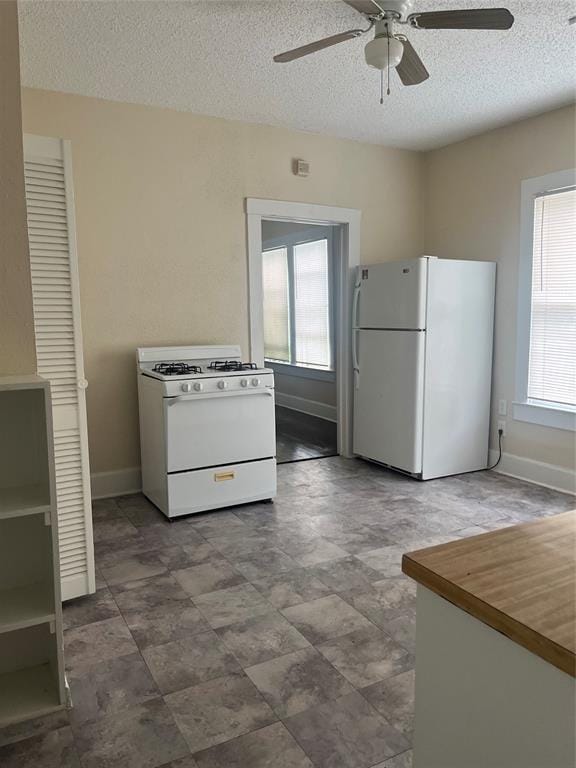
380, 68, 384, 104
386, 25, 391, 96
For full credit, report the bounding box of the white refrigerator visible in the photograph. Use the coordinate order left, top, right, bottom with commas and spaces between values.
352, 256, 496, 480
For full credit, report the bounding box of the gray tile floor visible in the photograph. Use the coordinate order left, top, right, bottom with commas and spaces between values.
1, 457, 573, 767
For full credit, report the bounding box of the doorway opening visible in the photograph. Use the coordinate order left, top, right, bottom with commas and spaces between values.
261, 220, 338, 463
246, 198, 361, 463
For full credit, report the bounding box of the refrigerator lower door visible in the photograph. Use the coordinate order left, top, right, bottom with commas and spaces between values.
353, 329, 425, 474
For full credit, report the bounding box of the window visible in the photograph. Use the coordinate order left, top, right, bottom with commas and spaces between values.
515, 170, 576, 431
262, 247, 290, 363
528, 189, 576, 406
262, 232, 333, 373
293, 239, 331, 368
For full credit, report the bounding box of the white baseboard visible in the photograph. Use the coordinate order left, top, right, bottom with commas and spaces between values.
488, 450, 575, 495
91, 466, 142, 499
91, 451, 574, 499
276, 392, 337, 423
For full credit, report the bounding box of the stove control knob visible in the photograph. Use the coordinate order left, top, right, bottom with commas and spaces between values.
181, 383, 192, 393
193, 382, 203, 392
217, 380, 227, 390
240, 379, 248, 388
251, 378, 261, 387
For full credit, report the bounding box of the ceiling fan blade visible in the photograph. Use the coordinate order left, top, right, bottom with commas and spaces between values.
273, 30, 363, 63
396, 38, 430, 86
409, 8, 514, 30
342, 0, 384, 15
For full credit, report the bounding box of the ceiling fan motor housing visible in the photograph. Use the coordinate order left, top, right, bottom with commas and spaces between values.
364, 21, 404, 70
376, 1, 414, 18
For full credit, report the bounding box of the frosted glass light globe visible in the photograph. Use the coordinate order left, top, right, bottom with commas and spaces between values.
364, 35, 404, 70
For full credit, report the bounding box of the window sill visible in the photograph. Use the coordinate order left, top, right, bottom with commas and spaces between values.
513, 400, 576, 432
265, 361, 335, 383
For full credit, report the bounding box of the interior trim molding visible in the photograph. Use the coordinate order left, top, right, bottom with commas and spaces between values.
276, 392, 337, 423
512, 401, 576, 432
245, 197, 361, 458
515, 169, 576, 410
488, 450, 575, 495
91, 466, 142, 499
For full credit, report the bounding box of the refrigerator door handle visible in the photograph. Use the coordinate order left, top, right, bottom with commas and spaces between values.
352, 281, 361, 388
352, 282, 361, 369
352, 328, 359, 372
352, 281, 361, 331
352, 330, 360, 389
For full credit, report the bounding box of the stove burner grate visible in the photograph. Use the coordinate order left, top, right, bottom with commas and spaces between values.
153, 362, 202, 376
208, 360, 258, 372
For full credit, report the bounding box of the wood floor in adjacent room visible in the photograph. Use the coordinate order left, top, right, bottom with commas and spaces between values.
0, 458, 573, 767
275, 406, 337, 464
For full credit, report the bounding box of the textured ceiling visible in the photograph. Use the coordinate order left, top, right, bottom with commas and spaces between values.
18, 0, 576, 150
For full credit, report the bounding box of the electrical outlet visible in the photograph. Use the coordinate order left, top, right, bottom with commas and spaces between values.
497, 420, 506, 437
498, 399, 507, 416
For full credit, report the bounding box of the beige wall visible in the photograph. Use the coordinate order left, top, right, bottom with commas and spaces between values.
0, 2, 36, 376
21, 88, 572, 479
21, 88, 423, 475
273, 372, 337, 408
424, 105, 576, 470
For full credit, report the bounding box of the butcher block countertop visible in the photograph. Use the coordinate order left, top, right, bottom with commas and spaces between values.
402, 510, 576, 677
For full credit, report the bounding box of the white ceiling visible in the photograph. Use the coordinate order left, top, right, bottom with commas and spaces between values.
18, 0, 576, 150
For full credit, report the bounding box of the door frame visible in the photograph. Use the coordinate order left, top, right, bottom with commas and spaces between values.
246, 198, 361, 457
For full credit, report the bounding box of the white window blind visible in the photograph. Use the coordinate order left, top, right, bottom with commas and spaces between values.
263, 248, 290, 363
262, 237, 333, 370
294, 239, 331, 368
528, 187, 576, 407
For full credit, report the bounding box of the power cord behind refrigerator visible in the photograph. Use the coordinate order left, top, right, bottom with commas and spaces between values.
452, 427, 503, 480
487, 428, 504, 471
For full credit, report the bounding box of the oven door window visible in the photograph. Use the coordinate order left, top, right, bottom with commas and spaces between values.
165, 390, 275, 472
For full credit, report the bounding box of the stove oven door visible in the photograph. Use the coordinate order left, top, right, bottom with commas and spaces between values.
165, 388, 276, 472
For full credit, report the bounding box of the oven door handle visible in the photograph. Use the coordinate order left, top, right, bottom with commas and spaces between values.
167, 389, 274, 406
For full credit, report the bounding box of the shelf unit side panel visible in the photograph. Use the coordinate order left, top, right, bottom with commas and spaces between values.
0, 378, 66, 724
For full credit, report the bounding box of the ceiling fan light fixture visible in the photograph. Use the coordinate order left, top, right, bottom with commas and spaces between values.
364, 33, 404, 70
273, 1, 514, 95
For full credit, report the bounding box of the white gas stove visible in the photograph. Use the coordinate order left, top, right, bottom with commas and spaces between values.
136, 345, 276, 519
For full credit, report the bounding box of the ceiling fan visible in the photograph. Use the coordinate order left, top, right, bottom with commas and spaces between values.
273, 1, 515, 98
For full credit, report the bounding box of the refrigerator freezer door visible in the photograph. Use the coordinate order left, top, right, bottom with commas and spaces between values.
421, 258, 496, 479
356, 258, 428, 330
353, 329, 425, 474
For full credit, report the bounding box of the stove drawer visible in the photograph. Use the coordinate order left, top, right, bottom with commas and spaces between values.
167, 458, 276, 517
165, 388, 275, 472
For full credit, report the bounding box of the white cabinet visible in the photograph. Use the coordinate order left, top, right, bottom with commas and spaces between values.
0, 375, 67, 726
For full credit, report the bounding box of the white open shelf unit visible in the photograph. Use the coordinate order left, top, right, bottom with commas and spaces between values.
0, 484, 51, 521
0, 375, 67, 727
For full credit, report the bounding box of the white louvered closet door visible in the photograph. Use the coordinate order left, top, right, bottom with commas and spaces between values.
24, 134, 95, 601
